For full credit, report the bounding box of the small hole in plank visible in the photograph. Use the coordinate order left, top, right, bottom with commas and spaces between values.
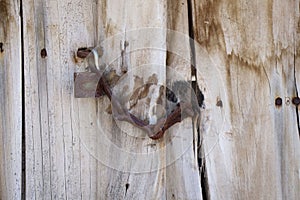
275, 97, 282, 106
0, 42, 3, 52
41, 48, 47, 58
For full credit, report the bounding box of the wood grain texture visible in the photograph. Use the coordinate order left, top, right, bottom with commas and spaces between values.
24, 0, 190, 199
94, 0, 168, 199
193, 0, 300, 199
165, 0, 203, 199
23, 0, 300, 199
0, 0, 22, 199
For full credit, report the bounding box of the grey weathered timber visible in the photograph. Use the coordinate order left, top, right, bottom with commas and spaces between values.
21, 0, 300, 200
193, 1, 300, 199
0, 0, 22, 199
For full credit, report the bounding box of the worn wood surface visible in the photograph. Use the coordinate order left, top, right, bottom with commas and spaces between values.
193, 0, 300, 199
22, 0, 300, 200
24, 0, 200, 199
165, 0, 203, 198
0, 0, 22, 199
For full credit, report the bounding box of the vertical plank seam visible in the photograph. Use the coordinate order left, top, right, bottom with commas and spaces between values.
293, 0, 300, 138
186, 0, 209, 199
293, 32, 300, 138
20, 0, 26, 198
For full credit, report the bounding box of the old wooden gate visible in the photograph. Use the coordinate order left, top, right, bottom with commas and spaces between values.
1, 0, 300, 199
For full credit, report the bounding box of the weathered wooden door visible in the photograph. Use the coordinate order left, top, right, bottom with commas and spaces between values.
1, 0, 300, 199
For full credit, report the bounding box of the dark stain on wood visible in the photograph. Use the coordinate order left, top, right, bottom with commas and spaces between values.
0, 0, 9, 39
216, 98, 223, 108
156, 85, 164, 105
166, 86, 178, 103
193, 0, 225, 51
297, 16, 300, 33
101, 0, 107, 29
121, 41, 129, 73
129, 74, 158, 109
104, 69, 122, 88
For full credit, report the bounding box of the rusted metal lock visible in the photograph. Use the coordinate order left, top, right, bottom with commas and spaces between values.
73, 47, 201, 140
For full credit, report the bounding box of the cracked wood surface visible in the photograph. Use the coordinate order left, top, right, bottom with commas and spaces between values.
0, 0, 22, 199
24, 0, 200, 199
193, 0, 300, 199
22, 0, 300, 200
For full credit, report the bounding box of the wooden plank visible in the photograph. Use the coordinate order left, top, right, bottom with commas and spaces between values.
24, 0, 300, 199
0, 0, 22, 199
23, 0, 98, 199
165, 0, 203, 199
25, 0, 169, 199
91, 0, 168, 199
192, 0, 300, 199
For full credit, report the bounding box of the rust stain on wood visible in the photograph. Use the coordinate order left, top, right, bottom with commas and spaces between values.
193, 0, 225, 50
129, 74, 158, 110
216, 97, 223, 108
105, 69, 122, 88
100, 0, 107, 30
0, 0, 9, 38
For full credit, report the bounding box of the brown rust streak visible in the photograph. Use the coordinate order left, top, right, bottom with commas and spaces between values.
129, 74, 158, 110
193, 0, 224, 50
0, 0, 9, 39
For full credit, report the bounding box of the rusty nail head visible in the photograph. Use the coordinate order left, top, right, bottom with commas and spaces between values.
275, 97, 282, 106
292, 97, 300, 106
